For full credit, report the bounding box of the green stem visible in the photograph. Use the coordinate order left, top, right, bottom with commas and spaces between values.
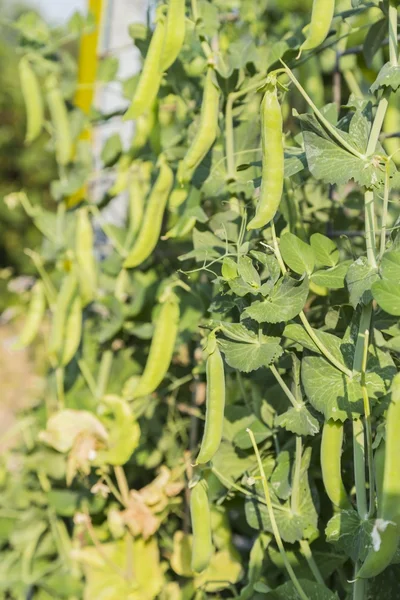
352, 303, 373, 374
361, 327, 375, 518
247, 429, 309, 600
291, 436, 302, 515
379, 162, 391, 260
96, 350, 113, 399
353, 418, 368, 520
388, 1, 398, 67
281, 61, 366, 160
364, 191, 377, 269
353, 563, 366, 600
77, 360, 97, 397
299, 540, 325, 586
270, 364, 301, 409
55, 367, 65, 410
114, 466, 130, 506
190, 0, 213, 59
366, 90, 390, 156
343, 70, 363, 98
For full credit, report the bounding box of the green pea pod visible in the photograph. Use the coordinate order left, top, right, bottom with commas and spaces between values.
195, 333, 225, 465
13, 281, 46, 349
46, 75, 73, 166
177, 67, 220, 184
160, 0, 186, 72
320, 420, 351, 509
124, 19, 165, 121
19, 57, 44, 144
123, 158, 173, 268
358, 374, 400, 579
131, 291, 180, 399
190, 479, 213, 573
384, 99, 400, 166
49, 273, 78, 359
374, 440, 385, 509
247, 83, 283, 230
300, 0, 335, 52
60, 295, 82, 366
76, 208, 97, 306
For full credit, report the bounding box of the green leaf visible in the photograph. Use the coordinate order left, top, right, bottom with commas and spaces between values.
101, 133, 122, 166
14, 11, 50, 43
381, 250, 400, 280
310, 262, 350, 290
233, 418, 273, 450
97, 57, 119, 83
346, 257, 379, 308
275, 405, 320, 437
237, 256, 261, 289
244, 276, 309, 324
95, 397, 140, 466
310, 233, 339, 268
363, 19, 387, 68
370, 62, 400, 93
325, 509, 373, 562
222, 257, 238, 280
284, 323, 347, 364
280, 233, 315, 275
367, 565, 400, 600
372, 280, 400, 316
219, 336, 282, 372
270, 451, 291, 500
212, 440, 256, 483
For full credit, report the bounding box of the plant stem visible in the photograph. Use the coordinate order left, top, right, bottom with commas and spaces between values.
96, 349, 113, 399
299, 540, 325, 586
247, 428, 309, 600
388, 0, 398, 67
379, 162, 391, 260
353, 563, 366, 600
270, 222, 352, 377
343, 70, 363, 98
366, 89, 391, 156
190, 0, 213, 59
361, 328, 375, 518
364, 191, 377, 269
281, 61, 366, 160
55, 367, 65, 410
114, 466, 130, 506
291, 436, 302, 515
353, 417, 368, 520
77, 359, 98, 397
270, 364, 301, 409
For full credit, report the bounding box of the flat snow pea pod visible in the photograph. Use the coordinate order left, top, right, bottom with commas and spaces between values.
195, 333, 225, 465
19, 57, 44, 144
60, 295, 82, 366
49, 273, 78, 359
177, 67, 220, 184
247, 82, 284, 230
160, 0, 186, 72
13, 281, 46, 349
45, 75, 73, 166
190, 479, 213, 573
131, 290, 180, 399
75, 208, 97, 306
124, 19, 165, 121
300, 0, 335, 52
123, 158, 174, 268
320, 419, 351, 509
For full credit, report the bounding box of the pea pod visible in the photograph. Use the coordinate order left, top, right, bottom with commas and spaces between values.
247, 82, 283, 230
19, 57, 44, 144
60, 295, 82, 366
123, 158, 173, 268
160, 0, 186, 72
190, 479, 213, 573
300, 0, 335, 52
75, 208, 97, 305
48, 274, 78, 359
124, 19, 165, 120
374, 440, 385, 508
320, 420, 351, 509
131, 291, 180, 399
195, 333, 225, 465
177, 67, 220, 184
358, 373, 400, 579
13, 281, 46, 349
46, 75, 73, 166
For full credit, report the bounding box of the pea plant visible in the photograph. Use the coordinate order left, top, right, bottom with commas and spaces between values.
3, 0, 400, 598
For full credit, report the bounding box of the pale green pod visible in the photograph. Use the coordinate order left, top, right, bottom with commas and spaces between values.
76, 208, 97, 305
123, 159, 173, 268
300, 0, 335, 52
247, 85, 284, 230
177, 67, 220, 184
190, 479, 213, 573
19, 58, 44, 144
46, 75, 73, 166
196, 335, 225, 465
13, 281, 46, 349
320, 419, 351, 509
49, 274, 78, 359
131, 292, 180, 399
60, 295, 82, 366
160, 0, 186, 72
124, 20, 165, 120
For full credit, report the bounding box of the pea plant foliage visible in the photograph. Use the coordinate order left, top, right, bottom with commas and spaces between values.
3, 0, 400, 599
